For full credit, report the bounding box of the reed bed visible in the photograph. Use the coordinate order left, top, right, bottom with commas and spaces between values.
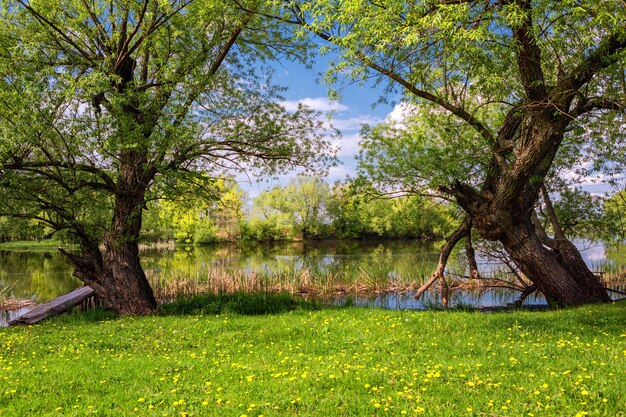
0, 298, 35, 311
144, 264, 540, 308
0, 280, 36, 312
145, 266, 420, 304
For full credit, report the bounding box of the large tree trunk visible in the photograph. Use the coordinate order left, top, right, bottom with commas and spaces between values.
70, 240, 156, 316
446, 106, 612, 306
63, 155, 157, 315
98, 243, 156, 316
479, 214, 610, 306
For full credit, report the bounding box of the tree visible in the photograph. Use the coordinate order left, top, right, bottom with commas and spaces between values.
328, 180, 456, 239
142, 177, 246, 244
602, 189, 626, 243
280, 0, 626, 305
252, 175, 332, 239
0, 0, 334, 315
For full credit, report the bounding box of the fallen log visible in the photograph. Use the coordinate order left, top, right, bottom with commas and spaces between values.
8, 286, 95, 326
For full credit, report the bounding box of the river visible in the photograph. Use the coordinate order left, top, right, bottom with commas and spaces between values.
1, 239, 624, 324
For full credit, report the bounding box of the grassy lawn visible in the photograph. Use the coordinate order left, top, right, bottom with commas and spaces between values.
0, 298, 624, 416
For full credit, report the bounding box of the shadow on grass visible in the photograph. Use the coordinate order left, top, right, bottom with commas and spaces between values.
479, 300, 626, 338
159, 292, 324, 316
52, 307, 118, 324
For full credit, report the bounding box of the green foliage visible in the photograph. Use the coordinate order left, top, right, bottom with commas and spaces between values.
142, 178, 246, 244
329, 181, 457, 239
357, 103, 496, 194
601, 189, 626, 243
549, 187, 605, 238
0, 217, 47, 242
251, 176, 332, 240
0, 0, 335, 249
247, 176, 456, 241
1, 303, 625, 416
239, 217, 292, 242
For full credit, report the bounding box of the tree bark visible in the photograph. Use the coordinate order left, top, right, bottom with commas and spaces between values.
71, 243, 156, 316
62, 155, 157, 315
496, 217, 610, 306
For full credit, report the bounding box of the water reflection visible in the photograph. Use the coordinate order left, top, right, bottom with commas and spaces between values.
344, 289, 548, 310
142, 241, 442, 285
0, 251, 80, 303
0, 307, 34, 327
1, 239, 625, 318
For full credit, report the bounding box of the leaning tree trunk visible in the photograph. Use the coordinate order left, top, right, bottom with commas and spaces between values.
96, 241, 157, 316
447, 119, 612, 307
71, 196, 156, 315
498, 217, 610, 306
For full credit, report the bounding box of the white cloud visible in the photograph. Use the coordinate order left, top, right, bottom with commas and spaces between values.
330, 115, 383, 131
387, 102, 418, 123
327, 165, 353, 182
329, 133, 362, 157
280, 97, 348, 113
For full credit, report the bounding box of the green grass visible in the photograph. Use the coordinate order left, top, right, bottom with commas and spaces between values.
0, 299, 625, 417
159, 292, 322, 316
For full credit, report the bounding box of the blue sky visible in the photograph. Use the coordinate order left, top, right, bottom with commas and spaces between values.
239, 54, 401, 198
237, 54, 615, 200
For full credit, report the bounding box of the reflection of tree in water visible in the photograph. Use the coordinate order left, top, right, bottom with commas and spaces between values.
0, 251, 78, 302
140, 241, 442, 287
6, 240, 580, 305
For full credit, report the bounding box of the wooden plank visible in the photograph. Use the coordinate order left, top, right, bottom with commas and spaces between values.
8, 286, 95, 326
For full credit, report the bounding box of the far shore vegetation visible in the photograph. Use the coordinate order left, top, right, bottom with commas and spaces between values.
0, 177, 458, 246
3, 176, 626, 248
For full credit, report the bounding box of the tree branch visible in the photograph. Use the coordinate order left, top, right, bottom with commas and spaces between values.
511, 0, 547, 104
414, 216, 472, 301
557, 32, 626, 99
465, 230, 480, 279
1, 160, 116, 192
541, 185, 565, 240
285, 5, 496, 145
571, 96, 625, 117
16, 0, 97, 65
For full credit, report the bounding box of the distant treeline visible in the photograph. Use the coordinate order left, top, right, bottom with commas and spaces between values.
3, 177, 626, 246
0, 177, 458, 244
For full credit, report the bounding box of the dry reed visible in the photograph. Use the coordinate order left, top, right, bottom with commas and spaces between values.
0, 298, 36, 311
145, 266, 418, 303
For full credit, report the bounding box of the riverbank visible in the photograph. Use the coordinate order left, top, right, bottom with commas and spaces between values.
0, 240, 77, 251
1, 300, 624, 416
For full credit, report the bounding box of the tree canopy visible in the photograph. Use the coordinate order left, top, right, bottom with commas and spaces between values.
280, 0, 626, 305
0, 0, 335, 314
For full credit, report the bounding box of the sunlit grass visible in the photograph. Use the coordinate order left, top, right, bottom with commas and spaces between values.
1, 300, 625, 416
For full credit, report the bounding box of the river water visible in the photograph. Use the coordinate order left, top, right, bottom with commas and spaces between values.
1, 239, 624, 324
